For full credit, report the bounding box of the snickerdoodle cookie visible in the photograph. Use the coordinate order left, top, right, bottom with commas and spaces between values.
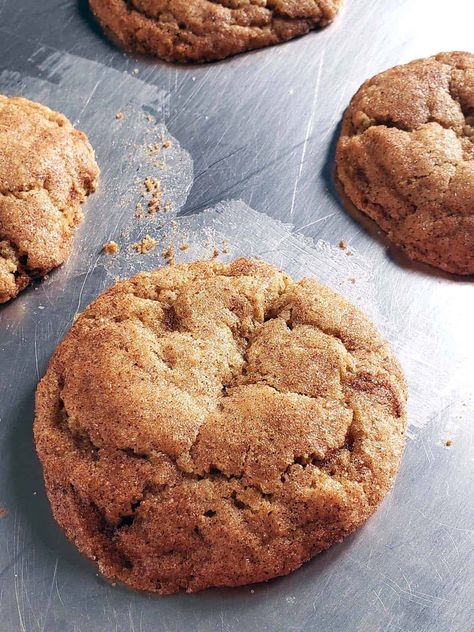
336, 52, 474, 275
0, 96, 99, 303
89, 0, 343, 63
35, 258, 407, 593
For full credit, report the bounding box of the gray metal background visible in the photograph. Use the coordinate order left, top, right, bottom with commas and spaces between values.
0, 1, 473, 631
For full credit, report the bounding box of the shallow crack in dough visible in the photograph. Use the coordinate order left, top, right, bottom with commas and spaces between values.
0, 95, 99, 303
34, 258, 407, 594
336, 52, 474, 275
89, 0, 343, 63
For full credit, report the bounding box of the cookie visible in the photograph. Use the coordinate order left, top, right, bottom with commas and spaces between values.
88, 0, 343, 63
0, 96, 99, 303
35, 258, 407, 594
336, 52, 474, 275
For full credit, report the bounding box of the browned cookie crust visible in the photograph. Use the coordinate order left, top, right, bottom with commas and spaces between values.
35, 259, 407, 594
336, 52, 474, 275
88, 0, 343, 63
0, 96, 99, 303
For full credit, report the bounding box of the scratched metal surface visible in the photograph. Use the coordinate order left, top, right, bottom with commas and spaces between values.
0, 1, 474, 631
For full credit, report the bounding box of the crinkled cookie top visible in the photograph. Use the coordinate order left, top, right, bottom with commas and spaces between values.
0, 96, 99, 303
89, 0, 343, 63
35, 258, 407, 594
336, 52, 474, 275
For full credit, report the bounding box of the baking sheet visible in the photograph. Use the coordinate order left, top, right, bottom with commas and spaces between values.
0, 1, 473, 630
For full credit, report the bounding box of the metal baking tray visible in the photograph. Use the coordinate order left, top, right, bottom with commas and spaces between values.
0, 1, 473, 630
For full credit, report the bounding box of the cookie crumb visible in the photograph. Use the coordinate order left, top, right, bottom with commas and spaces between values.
147, 141, 167, 169
349, 277, 356, 284
144, 175, 157, 192
132, 235, 157, 254
162, 139, 172, 149
103, 241, 119, 255
135, 201, 144, 218
339, 240, 347, 250
143, 176, 163, 213
212, 247, 219, 258
445, 439, 453, 447
162, 244, 175, 264
115, 112, 125, 120
179, 243, 189, 251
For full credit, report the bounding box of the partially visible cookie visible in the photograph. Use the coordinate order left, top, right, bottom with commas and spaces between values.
35, 258, 407, 594
0, 96, 99, 303
89, 0, 343, 63
336, 52, 474, 275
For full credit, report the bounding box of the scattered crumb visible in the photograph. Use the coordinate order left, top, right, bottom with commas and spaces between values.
0, 507, 8, 519
162, 139, 172, 149
349, 277, 356, 284
132, 235, 157, 254
115, 112, 125, 120
164, 200, 172, 212
162, 244, 175, 264
146, 113, 154, 122
102, 241, 119, 255
143, 176, 163, 213
338, 240, 353, 255
221, 240, 229, 254
212, 247, 219, 258
144, 175, 157, 192
445, 439, 453, 447
179, 243, 189, 251
135, 201, 144, 218
171, 220, 177, 230
147, 140, 168, 169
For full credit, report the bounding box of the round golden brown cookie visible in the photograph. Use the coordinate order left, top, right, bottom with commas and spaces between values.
34, 258, 407, 594
336, 52, 474, 275
88, 0, 343, 63
0, 96, 99, 303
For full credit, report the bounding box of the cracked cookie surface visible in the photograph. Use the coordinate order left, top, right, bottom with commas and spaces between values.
89, 0, 342, 63
0, 96, 99, 303
336, 52, 474, 275
34, 258, 407, 594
